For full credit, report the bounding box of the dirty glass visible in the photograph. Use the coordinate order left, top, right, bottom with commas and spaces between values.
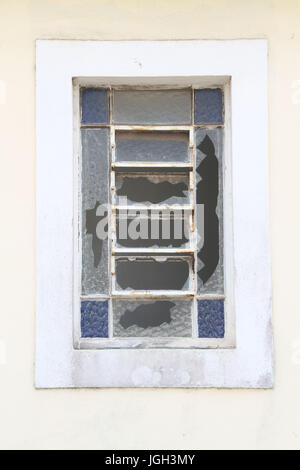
81, 129, 110, 296
113, 89, 192, 125
115, 130, 190, 163
79, 86, 226, 343
196, 127, 224, 295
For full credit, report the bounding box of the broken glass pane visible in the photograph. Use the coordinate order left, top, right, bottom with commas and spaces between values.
115, 256, 191, 291
115, 172, 190, 206
197, 299, 224, 338
81, 300, 109, 338
194, 88, 223, 124
81, 129, 110, 296
113, 89, 192, 124
115, 210, 191, 249
115, 131, 190, 163
113, 299, 193, 337
81, 88, 109, 124
196, 128, 224, 295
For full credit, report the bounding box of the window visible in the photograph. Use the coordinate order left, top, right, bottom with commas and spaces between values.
78, 86, 228, 348
36, 40, 273, 388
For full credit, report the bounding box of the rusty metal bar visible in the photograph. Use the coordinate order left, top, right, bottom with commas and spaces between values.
112, 162, 193, 170
81, 293, 225, 301
110, 291, 194, 299
112, 204, 194, 211
114, 125, 191, 131
112, 248, 194, 255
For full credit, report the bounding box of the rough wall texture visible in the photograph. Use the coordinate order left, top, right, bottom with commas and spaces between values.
0, 0, 299, 450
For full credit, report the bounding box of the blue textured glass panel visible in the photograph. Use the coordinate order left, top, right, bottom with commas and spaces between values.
81, 88, 109, 124
81, 301, 109, 338
197, 299, 224, 338
194, 88, 223, 124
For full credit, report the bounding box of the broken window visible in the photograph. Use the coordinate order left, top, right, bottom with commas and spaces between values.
115, 172, 190, 206
79, 86, 225, 346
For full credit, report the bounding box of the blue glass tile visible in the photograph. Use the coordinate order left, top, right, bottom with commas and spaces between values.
197, 299, 224, 338
194, 88, 223, 124
81, 88, 109, 124
81, 301, 109, 338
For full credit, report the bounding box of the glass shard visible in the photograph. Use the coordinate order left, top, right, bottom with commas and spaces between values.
194, 88, 223, 124
197, 299, 224, 338
116, 210, 191, 249
81, 300, 109, 338
113, 299, 193, 337
81, 129, 110, 296
81, 88, 109, 124
113, 89, 192, 124
115, 172, 190, 206
115, 131, 190, 163
196, 128, 224, 295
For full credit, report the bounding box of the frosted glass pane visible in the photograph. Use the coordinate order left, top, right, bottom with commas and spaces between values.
115, 210, 191, 249
115, 256, 191, 291
113, 89, 192, 124
196, 128, 224, 295
115, 131, 189, 163
115, 172, 190, 206
81, 129, 110, 296
113, 299, 193, 337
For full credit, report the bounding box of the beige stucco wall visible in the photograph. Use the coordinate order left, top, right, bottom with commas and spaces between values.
0, 0, 300, 450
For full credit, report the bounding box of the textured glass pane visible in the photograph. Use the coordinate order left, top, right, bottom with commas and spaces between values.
197, 300, 224, 338
115, 257, 191, 291
115, 131, 189, 163
115, 172, 190, 206
115, 210, 191, 249
81, 88, 109, 124
81, 129, 110, 295
113, 89, 192, 124
81, 301, 109, 338
113, 299, 192, 337
196, 128, 224, 295
194, 88, 223, 124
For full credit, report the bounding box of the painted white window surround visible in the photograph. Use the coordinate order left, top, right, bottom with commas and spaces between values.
36, 40, 273, 388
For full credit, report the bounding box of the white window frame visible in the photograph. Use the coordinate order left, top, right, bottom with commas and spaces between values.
36, 40, 273, 388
